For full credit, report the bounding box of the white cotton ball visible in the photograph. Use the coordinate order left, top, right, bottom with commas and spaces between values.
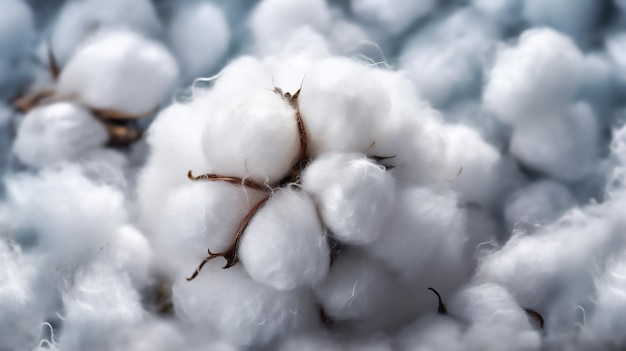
77, 148, 130, 191
484, 28, 585, 124
314, 249, 394, 324
351, 0, 436, 35
56, 30, 179, 115
208, 56, 272, 101
59, 263, 144, 351
299, 58, 390, 156
239, 189, 329, 290
201, 89, 300, 185
50, 0, 161, 66
111, 225, 153, 288
250, 0, 331, 55
168, 1, 230, 82
523, 0, 603, 41
173, 264, 319, 347
0, 241, 41, 351
362, 186, 469, 289
13, 102, 108, 168
504, 180, 576, 232
302, 153, 395, 244
509, 102, 599, 182
154, 181, 265, 274
395, 314, 464, 351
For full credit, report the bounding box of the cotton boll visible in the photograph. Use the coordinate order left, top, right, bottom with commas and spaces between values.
168, 1, 230, 82
201, 89, 299, 184
239, 189, 329, 290
302, 153, 395, 244
299, 58, 391, 156
58, 263, 144, 351
351, 0, 436, 35
510, 103, 600, 182
50, 0, 161, 66
56, 30, 179, 116
314, 249, 394, 326
0, 241, 41, 351
363, 186, 469, 290
208, 56, 272, 102
111, 225, 153, 288
504, 180, 576, 232
154, 181, 265, 274
173, 264, 319, 347
250, 0, 331, 55
484, 28, 585, 124
13, 102, 108, 168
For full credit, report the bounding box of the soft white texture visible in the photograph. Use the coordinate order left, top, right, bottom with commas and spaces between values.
201, 89, 299, 184
299, 57, 390, 156
302, 153, 395, 244
239, 189, 329, 290
167, 1, 230, 82
13, 102, 108, 168
173, 264, 318, 347
56, 29, 179, 115
484, 28, 585, 124
50, 0, 161, 66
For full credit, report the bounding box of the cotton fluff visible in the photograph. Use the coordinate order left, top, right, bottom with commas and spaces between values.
0, 241, 41, 351
56, 29, 179, 115
201, 89, 299, 184
298, 58, 390, 156
484, 28, 585, 124
50, 0, 161, 66
58, 263, 144, 351
239, 189, 329, 290
167, 1, 230, 82
504, 180, 576, 232
314, 249, 394, 324
302, 153, 395, 244
13, 102, 108, 168
154, 181, 265, 274
173, 264, 318, 347
351, 0, 436, 35
363, 187, 469, 290
509, 102, 599, 182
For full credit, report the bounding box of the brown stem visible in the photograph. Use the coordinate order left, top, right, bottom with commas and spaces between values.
186, 195, 271, 280
524, 307, 544, 330
187, 170, 267, 191
427, 287, 448, 315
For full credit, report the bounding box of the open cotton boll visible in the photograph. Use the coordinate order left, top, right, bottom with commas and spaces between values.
504, 180, 576, 232
13, 102, 108, 168
173, 264, 319, 347
484, 28, 585, 124
299, 58, 390, 156
362, 186, 469, 290
154, 181, 265, 274
302, 153, 395, 244
0, 241, 41, 351
249, 0, 331, 55
523, 0, 604, 42
56, 29, 179, 116
314, 249, 395, 326
50, 0, 161, 66
351, 0, 436, 35
167, 1, 230, 82
201, 89, 299, 185
444, 124, 521, 209
239, 188, 329, 290
510, 103, 599, 182
58, 263, 144, 351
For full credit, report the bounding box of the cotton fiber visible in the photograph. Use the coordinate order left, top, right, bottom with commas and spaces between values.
239, 188, 329, 290
302, 153, 395, 244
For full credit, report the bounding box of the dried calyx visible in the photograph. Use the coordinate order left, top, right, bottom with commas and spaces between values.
186, 84, 394, 281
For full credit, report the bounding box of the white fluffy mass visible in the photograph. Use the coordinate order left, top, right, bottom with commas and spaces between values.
4, 1, 626, 350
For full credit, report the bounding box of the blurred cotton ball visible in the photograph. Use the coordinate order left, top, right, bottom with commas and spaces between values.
351, 0, 436, 35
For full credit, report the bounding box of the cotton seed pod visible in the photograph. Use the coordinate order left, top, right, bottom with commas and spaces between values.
13, 102, 108, 168
239, 188, 329, 290
302, 153, 395, 244
201, 89, 300, 185
298, 57, 391, 156
56, 29, 179, 116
